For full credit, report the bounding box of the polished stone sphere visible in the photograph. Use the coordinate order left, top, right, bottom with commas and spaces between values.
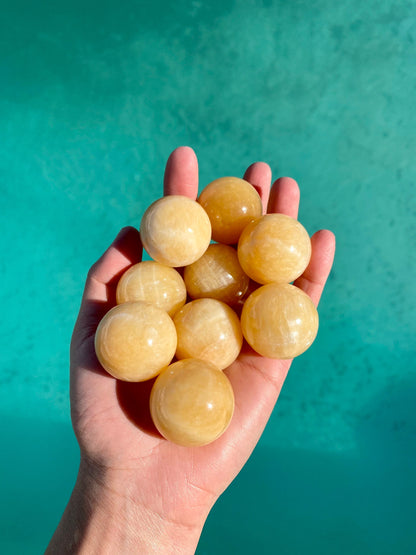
198, 177, 262, 244
173, 298, 243, 370
240, 283, 319, 359
94, 301, 177, 381
184, 243, 249, 307
150, 358, 235, 446
140, 195, 211, 267
116, 260, 187, 317
237, 213, 311, 284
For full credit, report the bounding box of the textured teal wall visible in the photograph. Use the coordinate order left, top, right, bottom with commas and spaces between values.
1, 1, 415, 553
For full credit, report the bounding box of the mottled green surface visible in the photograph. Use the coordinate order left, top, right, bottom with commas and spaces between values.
1, 0, 415, 553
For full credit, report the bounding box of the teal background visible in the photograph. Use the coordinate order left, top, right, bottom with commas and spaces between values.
1, 0, 415, 553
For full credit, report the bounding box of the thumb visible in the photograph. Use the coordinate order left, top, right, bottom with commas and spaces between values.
71, 226, 142, 351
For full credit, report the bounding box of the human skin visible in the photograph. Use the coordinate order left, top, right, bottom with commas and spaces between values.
45, 146, 336, 554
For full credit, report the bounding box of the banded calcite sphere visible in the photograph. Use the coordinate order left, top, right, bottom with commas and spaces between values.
150, 358, 235, 446
173, 298, 243, 370
140, 195, 211, 267
184, 243, 249, 306
94, 301, 177, 381
240, 283, 319, 359
116, 261, 187, 317
237, 214, 311, 284
198, 177, 262, 244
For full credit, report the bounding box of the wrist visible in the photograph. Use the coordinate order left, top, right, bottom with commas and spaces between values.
46, 456, 207, 554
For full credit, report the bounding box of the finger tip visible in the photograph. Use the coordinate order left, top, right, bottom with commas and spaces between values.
112, 226, 142, 265
117, 225, 140, 237
273, 176, 300, 195
311, 229, 336, 254
245, 161, 272, 177
268, 176, 300, 217
164, 146, 199, 197
177, 145, 197, 156
306, 229, 336, 294
243, 162, 273, 212
167, 146, 197, 168
114, 226, 141, 248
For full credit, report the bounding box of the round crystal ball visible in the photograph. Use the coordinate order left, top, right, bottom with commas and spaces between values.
94, 301, 177, 381
198, 176, 262, 244
116, 260, 187, 317
240, 283, 319, 359
173, 298, 243, 370
238, 213, 311, 284
150, 358, 235, 446
140, 195, 211, 267
184, 243, 249, 306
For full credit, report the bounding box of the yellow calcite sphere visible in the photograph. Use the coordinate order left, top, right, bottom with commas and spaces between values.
237, 214, 312, 284
184, 243, 249, 306
150, 358, 235, 446
173, 299, 243, 370
116, 261, 187, 317
140, 195, 212, 267
94, 301, 177, 381
240, 283, 319, 359
198, 177, 263, 244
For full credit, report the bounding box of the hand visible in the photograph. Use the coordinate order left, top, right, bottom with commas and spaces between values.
46, 147, 335, 554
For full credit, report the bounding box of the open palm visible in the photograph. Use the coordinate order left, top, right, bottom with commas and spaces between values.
69, 146, 335, 536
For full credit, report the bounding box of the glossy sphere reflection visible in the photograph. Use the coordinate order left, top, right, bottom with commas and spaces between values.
198, 177, 263, 244
173, 298, 243, 370
116, 261, 187, 317
150, 359, 235, 446
94, 301, 177, 381
241, 283, 319, 359
184, 243, 249, 306
140, 195, 211, 267
238, 214, 311, 284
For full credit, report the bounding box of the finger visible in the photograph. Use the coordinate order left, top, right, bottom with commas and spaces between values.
83, 227, 142, 303
73, 226, 142, 340
267, 177, 300, 218
243, 162, 272, 213
294, 229, 336, 307
163, 146, 199, 199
